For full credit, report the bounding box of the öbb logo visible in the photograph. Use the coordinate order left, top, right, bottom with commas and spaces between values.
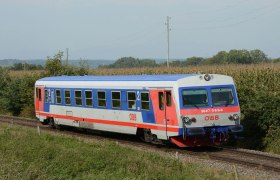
205, 115, 219, 121
129, 113, 137, 121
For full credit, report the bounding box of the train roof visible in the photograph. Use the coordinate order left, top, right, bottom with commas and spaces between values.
36, 74, 235, 89
37, 74, 198, 82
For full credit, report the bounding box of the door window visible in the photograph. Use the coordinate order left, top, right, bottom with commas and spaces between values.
166, 91, 172, 107
158, 92, 164, 110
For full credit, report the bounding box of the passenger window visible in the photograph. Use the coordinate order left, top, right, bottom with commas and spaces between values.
65, 90, 71, 105
56, 90, 62, 104
127, 91, 136, 110
75, 90, 82, 106
141, 92, 150, 110
158, 92, 164, 110
45, 89, 49, 103
85, 90, 93, 106
166, 91, 172, 107
98, 91, 106, 107
112, 91, 121, 108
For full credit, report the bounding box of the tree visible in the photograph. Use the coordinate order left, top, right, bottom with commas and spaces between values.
184, 57, 204, 66
250, 49, 268, 63
204, 49, 268, 65
205, 51, 228, 64
45, 51, 64, 76
227, 49, 252, 64
274, 58, 280, 63
45, 51, 89, 76
0, 68, 10, 114
100, 57, 158, 68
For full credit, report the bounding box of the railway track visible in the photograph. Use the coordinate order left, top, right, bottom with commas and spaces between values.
0, 115, 280, 174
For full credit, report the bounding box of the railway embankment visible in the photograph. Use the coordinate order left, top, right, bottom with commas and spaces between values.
0, 123, 235, 179
1, 116, 280, 179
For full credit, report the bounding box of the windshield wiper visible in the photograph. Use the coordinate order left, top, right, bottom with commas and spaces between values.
187, 100, 199, 109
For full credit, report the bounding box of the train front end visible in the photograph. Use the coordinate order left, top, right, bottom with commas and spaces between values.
171, 74, 243, 147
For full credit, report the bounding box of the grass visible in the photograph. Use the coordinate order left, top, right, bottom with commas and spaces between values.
0, 124, 237, 180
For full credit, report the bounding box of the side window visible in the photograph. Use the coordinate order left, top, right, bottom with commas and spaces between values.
45, 89, 49, 103
127, 91, 136, 110
141, 92, 150, 110
158, 92, 164, 110
56, 89, 62, 104
98, 91, 106, 107
38, 89, 42, 101
166, 91, 172, 107
65, 90, 71, 105
36, 88, 39, 98
51, 90, 54, 104
112, 91, 121, 108
85, 90, 93, 106
75, 90, 82, 106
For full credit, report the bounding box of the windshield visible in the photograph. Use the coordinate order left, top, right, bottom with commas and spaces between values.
211, 88, 235, 106
182, 89, 208, 107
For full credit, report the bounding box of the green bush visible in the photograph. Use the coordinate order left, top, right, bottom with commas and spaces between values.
264, 126, 280, 154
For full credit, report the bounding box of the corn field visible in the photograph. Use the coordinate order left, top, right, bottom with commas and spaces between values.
91, 63, 280, 152
91, 63, 280, 95
5, 63, 280, 153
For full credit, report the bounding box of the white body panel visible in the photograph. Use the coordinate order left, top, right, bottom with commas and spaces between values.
35, 74, 239, 140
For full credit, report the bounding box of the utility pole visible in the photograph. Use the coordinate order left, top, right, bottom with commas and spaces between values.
165, 16, 171, 68
66, 48, 69, 66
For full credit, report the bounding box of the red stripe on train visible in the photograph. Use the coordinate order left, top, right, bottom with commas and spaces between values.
180, 106, 240, 115
37, 112, 179, 132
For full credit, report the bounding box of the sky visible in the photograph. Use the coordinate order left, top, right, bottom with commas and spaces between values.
0, 0, 279, 60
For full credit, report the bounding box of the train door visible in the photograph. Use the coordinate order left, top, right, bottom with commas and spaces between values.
157, 90, 173, 138
35, 86, 44, 112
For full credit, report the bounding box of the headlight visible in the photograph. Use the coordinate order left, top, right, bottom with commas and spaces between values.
181, 116, 196, 124
181, 116, 189, 123
229, 114, 240, 121
204, 74, 211, 81
233, 114, 239, 121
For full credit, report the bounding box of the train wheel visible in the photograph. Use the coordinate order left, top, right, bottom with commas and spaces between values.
137, 128, 163, 145
49, 118, 62, 130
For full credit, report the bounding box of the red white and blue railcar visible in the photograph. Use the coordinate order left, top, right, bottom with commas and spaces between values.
35, 74, 243, 147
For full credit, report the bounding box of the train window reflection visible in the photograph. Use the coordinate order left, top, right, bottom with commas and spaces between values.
98, 91, 106, 107
182, 89, 208, 107
75, 90, 82, 106
127, 91, 136, 110
112, 91, 121, 108
211, 88, 234, 106
85, 90, 93, 107
56, 90, 62, 104
64, 90, 71, 105
141, 92, 150, 110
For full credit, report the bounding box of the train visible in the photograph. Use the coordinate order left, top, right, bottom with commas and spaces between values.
35, 74, 243, 147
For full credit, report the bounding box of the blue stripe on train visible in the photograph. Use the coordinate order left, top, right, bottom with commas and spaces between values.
42, 87, 156, 124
